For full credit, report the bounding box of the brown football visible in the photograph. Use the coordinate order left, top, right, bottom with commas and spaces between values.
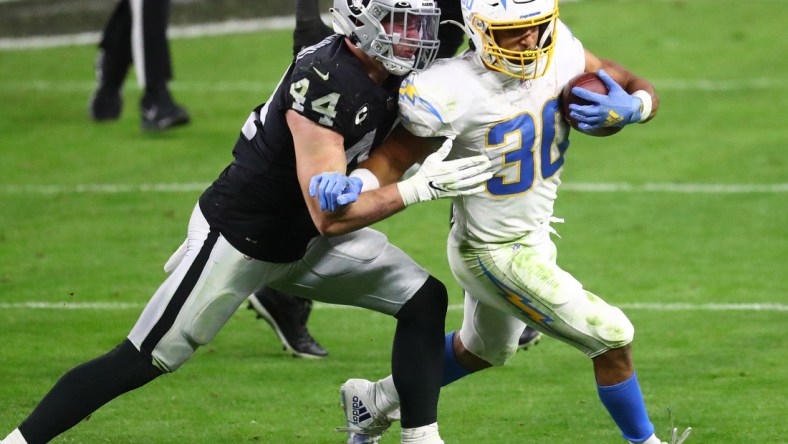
561, 72, 622, 137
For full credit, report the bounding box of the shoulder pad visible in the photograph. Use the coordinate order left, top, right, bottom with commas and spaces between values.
287, 42, 360, 131
554, 19, 586, 86
397, 59, 477, 137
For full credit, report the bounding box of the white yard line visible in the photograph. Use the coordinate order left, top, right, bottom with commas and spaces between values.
0, 15, 783, 92
1, 182, 786, 195
0, 14, 785, 93
0, 301, 785, 312
0, 78, 784, 93
0, 15, 306, 50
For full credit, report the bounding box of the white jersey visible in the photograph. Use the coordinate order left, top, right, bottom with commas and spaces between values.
399, 20, 585, 248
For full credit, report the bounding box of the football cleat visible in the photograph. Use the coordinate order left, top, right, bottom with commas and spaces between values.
140, 100, 190, 131
338, 379, 395, 444
248, 289, 328, 359
663, 427, 692, 444
89, 86, 122, 121
89, 49, 124, 122
518, 325, 543, 350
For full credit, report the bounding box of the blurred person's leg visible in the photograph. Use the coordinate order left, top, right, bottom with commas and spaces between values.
293, 0, 333, 56
133, 0, 189, 131
89, 0, 133, 121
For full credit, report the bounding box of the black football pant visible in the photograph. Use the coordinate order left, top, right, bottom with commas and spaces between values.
98, 0, 172, 97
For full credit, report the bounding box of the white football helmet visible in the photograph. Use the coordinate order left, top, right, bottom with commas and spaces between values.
331, 0, 441, 75
461, 0, 559, 79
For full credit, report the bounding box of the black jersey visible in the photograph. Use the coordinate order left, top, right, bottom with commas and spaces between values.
199, 35, 402, 263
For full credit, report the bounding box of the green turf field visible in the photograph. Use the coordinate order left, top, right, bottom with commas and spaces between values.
1, 0, 786, 442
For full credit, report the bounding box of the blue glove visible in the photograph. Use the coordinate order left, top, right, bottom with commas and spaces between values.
309, 172, 362, 212
337, 176, 362, 206
568, 69, 642, 132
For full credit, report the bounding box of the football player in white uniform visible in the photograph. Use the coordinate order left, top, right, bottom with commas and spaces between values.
310, 0, 691, 442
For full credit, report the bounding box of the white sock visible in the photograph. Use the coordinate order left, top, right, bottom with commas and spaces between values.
2, 429, 28, 444
631, 433, 661, 444
401, 423, 442, 443
375, 375, 400, 415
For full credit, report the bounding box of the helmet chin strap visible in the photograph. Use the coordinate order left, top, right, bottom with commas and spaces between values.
441, 18, 467, 35
539, 19, 555, 48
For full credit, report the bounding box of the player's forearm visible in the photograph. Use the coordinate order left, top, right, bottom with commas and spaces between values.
312, 185, 407, 236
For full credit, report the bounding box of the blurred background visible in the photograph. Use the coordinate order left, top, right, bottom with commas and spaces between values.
0, 0, 332, 38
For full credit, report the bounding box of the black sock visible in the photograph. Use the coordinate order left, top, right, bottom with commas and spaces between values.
18, 339, 162, 444
392, 275, 447, 428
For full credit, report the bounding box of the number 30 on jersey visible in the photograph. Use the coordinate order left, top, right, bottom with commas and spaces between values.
486, 98, 568, 196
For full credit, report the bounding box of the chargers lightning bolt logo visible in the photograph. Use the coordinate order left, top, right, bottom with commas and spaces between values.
399, 78, 445, 123
477, 257, 552, 326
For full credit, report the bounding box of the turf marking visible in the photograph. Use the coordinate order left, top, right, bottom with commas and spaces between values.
1, 182, 786, 195
0, 16, 304, 50
0, 14, 785, 95
1, 302, 786, 312
0, 78, 785, 93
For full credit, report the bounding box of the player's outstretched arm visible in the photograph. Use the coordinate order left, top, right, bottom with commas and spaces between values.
309, 138, 492, 236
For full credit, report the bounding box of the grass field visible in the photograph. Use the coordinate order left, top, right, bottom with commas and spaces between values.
1, 0, 787, 442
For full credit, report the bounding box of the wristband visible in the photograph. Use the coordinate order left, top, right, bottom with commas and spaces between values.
349, 168, 380, 192
396, 179, 421, 207
632, 90, 653, 123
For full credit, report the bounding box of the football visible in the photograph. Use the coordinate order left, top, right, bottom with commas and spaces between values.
561, 72, 622, 137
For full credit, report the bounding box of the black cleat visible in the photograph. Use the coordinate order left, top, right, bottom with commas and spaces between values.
140, 101, 190, 131
89, 50, 123, 122
248, 288, 328, 359
89, 86, 122, 121
518, 326, 543, 351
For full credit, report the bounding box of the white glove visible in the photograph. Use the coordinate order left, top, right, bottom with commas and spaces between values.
397, 138, 492, 207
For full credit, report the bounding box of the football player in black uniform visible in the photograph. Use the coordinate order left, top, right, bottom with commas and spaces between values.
0, 1, 494, 443
249, 0, 540, 361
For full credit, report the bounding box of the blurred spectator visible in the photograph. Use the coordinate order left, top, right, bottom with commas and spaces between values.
89, 0, 189, 131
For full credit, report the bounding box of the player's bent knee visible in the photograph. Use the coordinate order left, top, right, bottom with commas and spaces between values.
471, 342, 518, 367
461, 334, 518, 367
594, 305, 634, 348
396, 275, 448, 323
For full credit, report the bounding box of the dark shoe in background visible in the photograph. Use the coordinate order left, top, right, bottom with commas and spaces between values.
518, 326, 543, 351
89, 50, 123, 121
248, 288, 328, 359
140, 100, 190, 131
89, 86, 122, 121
